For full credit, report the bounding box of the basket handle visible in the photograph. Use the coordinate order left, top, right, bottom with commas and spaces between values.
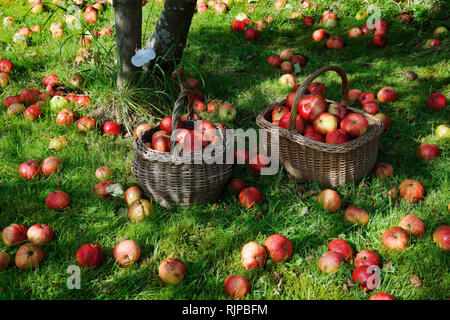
170, 90, 194, 150
289, 66, 349, 131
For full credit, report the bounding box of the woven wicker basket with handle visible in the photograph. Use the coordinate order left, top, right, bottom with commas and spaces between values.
132, 91, 233, 208
256, 66, 384, 187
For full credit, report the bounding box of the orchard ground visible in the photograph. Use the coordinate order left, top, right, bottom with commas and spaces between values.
0, 0, 449, 300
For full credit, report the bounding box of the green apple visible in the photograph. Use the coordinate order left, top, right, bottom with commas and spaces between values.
50, 96, 70, 112
436, 124, 450, 138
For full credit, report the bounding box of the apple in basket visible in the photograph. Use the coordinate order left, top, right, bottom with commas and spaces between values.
340, 113, 368, 138
298, 95, 328, 121
160, 116, 182, 134
326, 129, 349, 144
313, 113, 338, 135
328, 103, 347, 120
279, 112, 304, 134
272, 106, 290, 122
308, 82, 326, 96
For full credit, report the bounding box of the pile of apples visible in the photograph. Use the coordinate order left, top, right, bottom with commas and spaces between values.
267, 48, 307, 86
270, 82, 376, 144
231, 11, 273, 41
225, 234, 294, 299
197, 0, 231, 14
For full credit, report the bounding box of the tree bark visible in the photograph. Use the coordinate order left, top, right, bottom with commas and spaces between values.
113, 0, 142, 88
144, 0, 196, 72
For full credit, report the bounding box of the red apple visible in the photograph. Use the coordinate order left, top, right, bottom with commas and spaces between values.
4, 95, 22, 106
299, 95, 328, 121
234, 149, 249, 164
15, 243, 45, 269
328, 239, 353, 261
95, 167, 111, 180
56, 109, 76, 126
103, 121, 121, 136
399, 179, 424, 203
373, 34, 386, 47
94, 180, 116, 198
241, 242, 267, 269
382, 227, 408, 250
19, 160, 41, 180
354, 249, 380, 268
426, 39, 441, 48
290, 55, 307, 67
313, 113, 338, 135
46, 190, 70, 210
238, 187, 262, 209
279, 74, 295, 86
304, 132, 325, 142
214, 2, 227, 14
426, 93, 446, 111
417, 143, 440, 161
280, 61, 293, 74
358, 92, 375, 105
433, 226, 450, 250
349, 89, 361, 102
280, 48, 294, 61
24, 105, 43, 121
370, 293, 394, 300
264, 234, 293, 262
20, 89, 41, 105
374, 113, 390, 131
2, 224, 28, 246
159, 258, 186, 285
0, 252, 9, 271
232, 20, 246, 32
318, 250, 345, 273
327, 103, 347, 120
285, 93, 296, 109
372, 162, 393, 178
344, 206, 369, 225
353, 265, 379, 291
249, 154, 270, 175
340, 113, 368, 137
41, 157, 62, 176
27, 223, 54, 244
245, 28, 258, 40
228, 178, 245, 194
308, 82, 326, 96
317, 189, 341, 212
77, 244, 105, 267
267, 55, 282, 68
182, 78, 199, 89
113, 240, 141, 266
326, 129, 349, 144
77, 116, 97, 131
302, 16, 314, 26
124, 186, 143, 206
362, 101, 379, 115
85, 11, 98, 24
43, 74, 59, 87
75, 95, 90, 107
160, 116, 182, 134
279, 112, 304, 134
313, 29, 327, 42
377, 87, 396, 103
398, 215, 425, 237
197, 3, 208, 13
326, 36, 344, 49
224, 275, 250, 299
0, 60, 14, 73
349, 27, 362, 38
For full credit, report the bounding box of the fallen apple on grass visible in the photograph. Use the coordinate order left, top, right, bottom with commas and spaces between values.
46, 190, 71, 210
19, 160, 41, 180
326, 36, 344, 49
127, 199, 153, 222
426, 93, 446, 111
77, 244, 105, 267
7, 103, 25, 117
264, 234, 293, 262
27, 224, 54, 245
224, 275, 250, 299
373, 34, 386, 47
348, 27, 362, 38
362, 101, 379, 115
317, 189, 341, 212
433, 226, 449, 250
370, 292, 394, 300
245, 28, 258, 40
2, 224, 28, 246
0, 252, 10, 271
103, 121, 121, 136
344, 206, 369, 226
435, 124, 450, 138
238, 187, 262, 209
113, 240, 141, 266
95, 166, 111, 180
372, 162, 393, 179
374, 113, 390, 131
95, 180, 116, 198
125, 187, 143, 206
398, 215, 425, 237
354, 249, 380, 267
318, 250, 345, 273
382, 227, 408, 250
399, 179, 424, 203
24, 105, 43, 121
279, 74, 295, 86
417, 143, 440, 161
352, 265, 379, 291
312, 29, 327, 42
49, 136, 69, 150
159, 258, 186, 285
377, 87, 396, 103
348, 89, 361, 102
328, 239, 353, 262
77, 116, 97, 132
42, 157, 62, 176
241, 242, 267, 269
228, 178, 245, 194
15, 243, 45, 269
358, 92, 375, 105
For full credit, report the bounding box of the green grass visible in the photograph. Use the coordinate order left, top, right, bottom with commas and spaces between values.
0, 0, 449, 300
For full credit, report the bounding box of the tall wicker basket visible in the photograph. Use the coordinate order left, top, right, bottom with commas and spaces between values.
256, 66, 384, 187
132, 91, 233, 208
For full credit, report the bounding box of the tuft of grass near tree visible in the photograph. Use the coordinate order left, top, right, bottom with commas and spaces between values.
0, 0, 449, 300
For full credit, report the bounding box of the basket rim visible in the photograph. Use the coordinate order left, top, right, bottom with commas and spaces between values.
256, 99, 384, 154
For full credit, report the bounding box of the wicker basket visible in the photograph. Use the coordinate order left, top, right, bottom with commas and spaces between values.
132, 91, 233, 208
256, 66, 384, 187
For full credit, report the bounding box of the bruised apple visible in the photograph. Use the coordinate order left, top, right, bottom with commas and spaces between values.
399, 179, 424, 203
318, 250, 345, 273
317, 189, 341, 212
241, 242, 267, 269
15, 243, 45, 269
224, 275, 250, 299
344, 206, 369, 225
159, 258, 186, 285
127, 199, 153, 222
264, 234, 293, 262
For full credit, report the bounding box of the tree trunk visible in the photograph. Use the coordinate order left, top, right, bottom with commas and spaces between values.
144, 0, 196, 72
113, 0, 142, 88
